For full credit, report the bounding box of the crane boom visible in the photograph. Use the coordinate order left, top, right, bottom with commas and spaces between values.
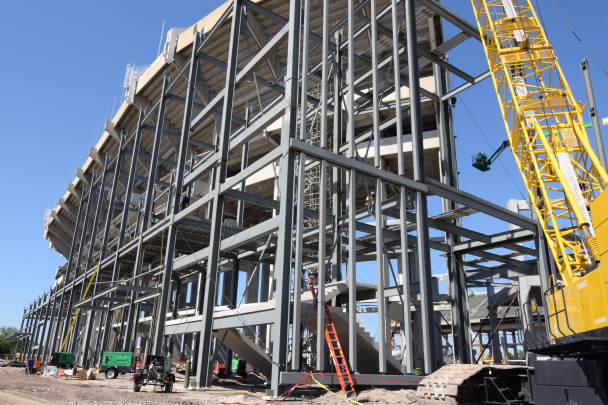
471, 0, 608, 340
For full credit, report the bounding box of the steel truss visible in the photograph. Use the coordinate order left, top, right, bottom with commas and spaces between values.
17, 0, 545, 396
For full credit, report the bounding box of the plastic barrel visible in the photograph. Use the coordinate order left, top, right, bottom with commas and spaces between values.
26, 359, 35, 368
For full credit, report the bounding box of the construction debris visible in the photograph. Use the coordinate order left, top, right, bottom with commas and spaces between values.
86, 368, 98, 380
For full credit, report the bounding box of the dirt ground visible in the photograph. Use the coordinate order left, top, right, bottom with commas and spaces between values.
0, 366, 418, 405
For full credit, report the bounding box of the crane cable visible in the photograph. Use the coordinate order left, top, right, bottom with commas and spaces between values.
542, 0, 608, 77
459, 96, 529, 202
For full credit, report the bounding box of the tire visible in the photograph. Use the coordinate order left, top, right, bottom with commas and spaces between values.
164, 383, 172, 393
133, 380, 141, 392
105, 368, 118, 379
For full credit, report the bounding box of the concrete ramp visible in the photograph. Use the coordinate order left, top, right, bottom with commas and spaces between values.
212, 328, 272, 378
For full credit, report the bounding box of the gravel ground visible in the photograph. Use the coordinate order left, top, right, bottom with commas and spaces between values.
0, 366, 418, 405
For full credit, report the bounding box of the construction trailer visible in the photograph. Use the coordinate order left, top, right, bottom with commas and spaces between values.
15, 0, 546, 397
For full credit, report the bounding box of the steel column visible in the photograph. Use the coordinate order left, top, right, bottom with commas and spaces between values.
291, 0, 310, 371
81, 156, 111, 366
346, 0, 358, 373
37, 291, 52, 360
432, 22, 471, 364
96, 134, 127, 359
268, 0, 300, 394
391, 0, 414, 373
142, 75, 170, 232
109, 112, 143, 353
154, 29, 201, 357
406, 0, 437, 373
195, 0, 242, 386
16, 308, 26, 358
315, 0, 329, 372
22, 304, 33, 358
65, 185, 95, 353
370, 0, 388, 373
48, 194, 84, 355
27, 298, 42, 358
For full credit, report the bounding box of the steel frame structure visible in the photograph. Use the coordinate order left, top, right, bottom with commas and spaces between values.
16, 0, 545, 395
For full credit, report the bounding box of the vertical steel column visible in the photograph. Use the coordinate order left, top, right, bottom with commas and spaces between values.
486, 286, 502, 364
370, 0, 387, 373
190, 270, 205, 379
27, 298, 42, 358
269, 0, 300, 394
122, 238, 145, 353
81, 157, 111, 366
96, 135, 127, 358
73, 184, 96, 279
432, 39, 470, 363
142, 75, 170, 233
331, 30, 343, 286
236, 105, 251, 226
346, 0, 358, 373
406, 0, 437, 374
315, 0, 329, 372
16, 308, 26, 358
195, 1, 242, 385
22, 304, 33, 358
456, 252, 472, 361
109, 113, 144, 353
223, 107, 251, 369
118, 113, 144, 249
42, 293, 58, 362
291, 0, 310, 370
581, 59, 606, 168
26, 299, 38, 358
64, 185, 94, 352
391, 0, 413, 373
448, 251, 471, 363
35, 297, 46, 358
46, 297, 61, 359
49, 192, 86, 355
153, 29, 201, 356
36, 295, 50, 360
37, 291, 52, 360
26, 303, 37, 358
34, 298, 44, 357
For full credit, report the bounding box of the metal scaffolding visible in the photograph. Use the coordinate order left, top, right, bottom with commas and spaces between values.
16, 0, 545, 396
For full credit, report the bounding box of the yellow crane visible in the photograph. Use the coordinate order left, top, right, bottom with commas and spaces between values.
418, 2, 608, 403
471, 0, 608, 340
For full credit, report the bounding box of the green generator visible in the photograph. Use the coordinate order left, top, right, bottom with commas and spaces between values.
49, 352, 75, 368
100, 351, 133, 379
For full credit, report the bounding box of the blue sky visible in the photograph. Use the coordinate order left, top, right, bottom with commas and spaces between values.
0, 0, 606, 329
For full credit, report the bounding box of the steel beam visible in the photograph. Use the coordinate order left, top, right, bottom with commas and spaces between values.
417, 0, 481, 40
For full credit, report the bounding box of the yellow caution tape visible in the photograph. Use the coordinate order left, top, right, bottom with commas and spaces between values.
309, 373, 364, 405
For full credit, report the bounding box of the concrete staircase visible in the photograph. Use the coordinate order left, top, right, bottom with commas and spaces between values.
212, 328, 272, 377
165, 281, 405, 378
301, 305, 404, 374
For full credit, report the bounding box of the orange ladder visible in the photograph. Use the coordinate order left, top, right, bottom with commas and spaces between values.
310, 281, 356, 397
